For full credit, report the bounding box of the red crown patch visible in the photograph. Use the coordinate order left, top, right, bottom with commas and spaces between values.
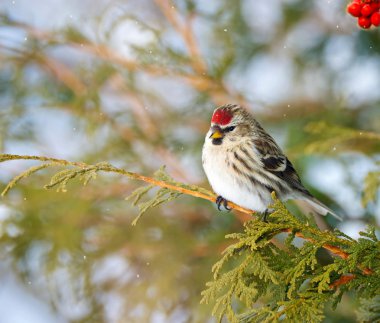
211, 109, 232, 125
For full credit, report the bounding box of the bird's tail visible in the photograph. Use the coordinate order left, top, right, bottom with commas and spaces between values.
302, 195, 342, 221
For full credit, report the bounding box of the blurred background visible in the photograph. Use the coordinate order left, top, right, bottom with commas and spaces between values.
0, 0, 379, 322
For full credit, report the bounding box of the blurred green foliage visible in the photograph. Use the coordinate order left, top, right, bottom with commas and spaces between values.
0, 0, 379, 322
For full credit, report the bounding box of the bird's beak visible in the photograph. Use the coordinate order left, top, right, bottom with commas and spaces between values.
209, 125, 224, 139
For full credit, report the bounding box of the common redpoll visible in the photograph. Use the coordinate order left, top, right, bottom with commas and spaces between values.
202, 104, 341, 220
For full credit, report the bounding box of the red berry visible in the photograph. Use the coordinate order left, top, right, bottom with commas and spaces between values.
348, 3, 363, 16
361, 4, 374, 16
358, 16, 372, 28
371, 12, 380, 26
371, 2, 380, 10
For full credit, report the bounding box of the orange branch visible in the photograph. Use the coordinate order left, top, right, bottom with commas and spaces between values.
329, 274, 356, 289
101, 165, 255, 215
282, 228, 350, 259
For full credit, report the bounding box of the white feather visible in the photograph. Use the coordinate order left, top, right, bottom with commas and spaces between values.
301, 196, 343, 221
202, 129, 270, 212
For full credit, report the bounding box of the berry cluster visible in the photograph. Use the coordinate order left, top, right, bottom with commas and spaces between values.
347, 0, 380, 29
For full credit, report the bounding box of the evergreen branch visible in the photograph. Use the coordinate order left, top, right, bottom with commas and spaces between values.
96, 164, 253, 215
203, 219, 379, 322
274, 295, 326, 322
0, 154, 372, 274
1, 14, 246, 109
154, 0, 207, 75
1, 162, 58, 196
362, 170, 380, 207
1, 154, 379, 322
0, 153, 253, 214
357, 296, 380, 322
0, 154, 87, 167
304, 122, 380, 154
306, 122, 380, 141
282, 229, 350, 259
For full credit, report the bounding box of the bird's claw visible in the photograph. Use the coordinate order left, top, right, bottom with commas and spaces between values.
259, 209, 271, 222
216, 195, 231, 211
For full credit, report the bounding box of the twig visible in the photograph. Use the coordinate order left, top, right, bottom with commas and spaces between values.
282, 229, 373, 282
282, 228, 350, 259
38, 55, 86, 95
0, 154, 252, 214
99, 164, 254, 214
329, 274, 356, 289
154, 0, 207, 74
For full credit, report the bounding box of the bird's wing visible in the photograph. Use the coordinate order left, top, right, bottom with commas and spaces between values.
252, 138, 342, 220
252, 139, 309, 194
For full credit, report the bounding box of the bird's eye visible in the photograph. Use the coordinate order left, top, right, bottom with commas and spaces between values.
225, 126, 236, 132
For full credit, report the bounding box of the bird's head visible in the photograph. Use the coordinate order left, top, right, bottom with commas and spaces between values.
207, 104, 250, 145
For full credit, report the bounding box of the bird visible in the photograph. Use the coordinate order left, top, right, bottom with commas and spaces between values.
202, 103, 341, 221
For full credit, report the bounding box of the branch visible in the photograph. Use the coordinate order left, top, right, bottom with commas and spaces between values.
0, 154, 252, 214
282, 228, 350, 259
0, 153, 373, 283
154, 0, 207, 74
329, 274, 356, 289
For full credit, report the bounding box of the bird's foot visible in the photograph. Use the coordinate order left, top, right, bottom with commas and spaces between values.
259, 209, 271, 222
215, 195, 231, 211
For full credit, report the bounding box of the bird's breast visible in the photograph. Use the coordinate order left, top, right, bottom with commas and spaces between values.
202, 141, 270, 212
